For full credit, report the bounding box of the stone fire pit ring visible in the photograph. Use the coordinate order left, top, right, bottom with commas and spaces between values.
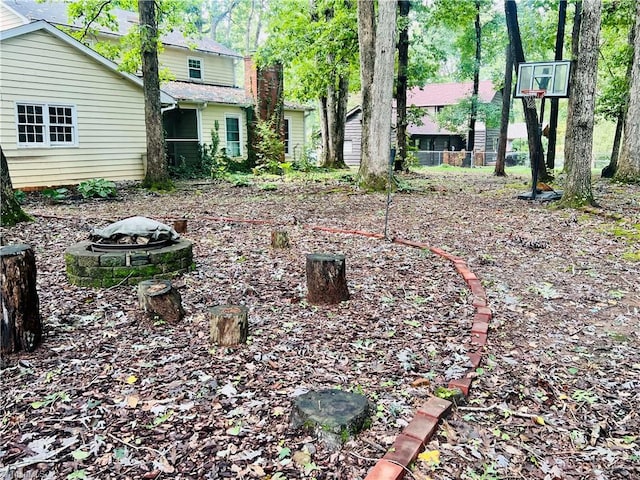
65, 239, 194, 287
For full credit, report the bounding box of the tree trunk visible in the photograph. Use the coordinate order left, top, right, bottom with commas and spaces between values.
322, 74, 349, 169
615, 0, 640, 183
306, 253, 350, 304
395, 0, 410, 172
318, 96, 330, 166
357, 0, 375, 178
495, 45, 513, 177
1, 244, 41, 357
138, 0, 169, 189
466, 1, 481, 167
546, 0, 567, 170
564, 1, 582, 174
561, 0, 602, 206
358, 0, 396, 190
137, 279, 184, 323
1, 147, 30, 227
505, 0, 549, 183
209, 305, 248, 346
604, 15, 635, 178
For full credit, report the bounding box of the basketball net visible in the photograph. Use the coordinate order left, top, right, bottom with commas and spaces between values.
522, 89, 545, 109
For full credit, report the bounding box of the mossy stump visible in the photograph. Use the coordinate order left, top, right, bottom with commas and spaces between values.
290, 389, 371, 451
305, 253, 350, 304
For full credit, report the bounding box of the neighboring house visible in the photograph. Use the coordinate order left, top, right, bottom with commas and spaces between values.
0, 20, 175, 188
343, 81, 502, 167
1, 0, 310, 188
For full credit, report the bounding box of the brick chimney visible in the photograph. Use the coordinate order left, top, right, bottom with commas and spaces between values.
244, 56, 258, 101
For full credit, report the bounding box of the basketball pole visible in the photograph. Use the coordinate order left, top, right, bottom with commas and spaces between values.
531, 96, 546, 200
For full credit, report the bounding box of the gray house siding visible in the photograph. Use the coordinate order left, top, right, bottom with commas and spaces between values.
344, 108, 362, 166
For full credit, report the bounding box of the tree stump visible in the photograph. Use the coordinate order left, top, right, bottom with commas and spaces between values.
208, 305, 248, 346
290, 389, 371, 451
137, 279, 184, 323
1, 244, 42, 355
271, 230, 290, 249
306, 253, 350, 304
173, 219, 187, 234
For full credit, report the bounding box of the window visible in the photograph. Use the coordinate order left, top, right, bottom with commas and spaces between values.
284, 117, 291, 155
225, 116, 241, 156
16, 103, 76, 147
188, 58, 202, 80
343, 140, 353, 155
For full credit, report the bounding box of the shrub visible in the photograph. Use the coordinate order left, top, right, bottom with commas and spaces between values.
253, 119, 287, 175
13, 189, 26, 205
78, 179, 117, 198
41, 188, 69, 203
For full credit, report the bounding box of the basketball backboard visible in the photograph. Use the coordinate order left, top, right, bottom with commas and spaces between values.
515, 60, 571, 98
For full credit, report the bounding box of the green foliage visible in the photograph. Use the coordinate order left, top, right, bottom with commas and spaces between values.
436, 96, 501, 134
13, 189, 26, 205
253, 120, 288, 175
77, 179, 117, 199
41, 188, 69, 203
258, 0, 359, 102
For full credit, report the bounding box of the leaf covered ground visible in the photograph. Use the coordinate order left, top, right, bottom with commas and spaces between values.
1, 168, 639, 480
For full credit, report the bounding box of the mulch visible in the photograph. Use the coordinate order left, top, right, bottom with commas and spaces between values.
1, 170, 639, 480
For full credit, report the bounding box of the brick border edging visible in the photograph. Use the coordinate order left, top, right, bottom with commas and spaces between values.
310, 228, 492, 480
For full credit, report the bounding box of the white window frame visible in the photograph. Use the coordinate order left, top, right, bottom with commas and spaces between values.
284, 116, 292, 155
224, 114, 242, 157
188, 57, 203, 81
15, 102, 78, 148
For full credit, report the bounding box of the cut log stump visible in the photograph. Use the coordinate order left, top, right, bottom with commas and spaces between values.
1, 244, 42, 355
271, 230, 290, 249
137, 279, 184, 323
173, 219, 187, 234
306, 253, 350, 304
208, 305, 248, 346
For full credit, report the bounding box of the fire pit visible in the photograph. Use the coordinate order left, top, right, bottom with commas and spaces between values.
65, 216, 194, 287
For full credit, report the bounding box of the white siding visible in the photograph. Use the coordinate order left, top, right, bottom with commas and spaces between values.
160, 47, 236, 86
0, 4, 25, 31
0, 30, 148, 188
284, 110, 306, 160
199, 104, 246, 156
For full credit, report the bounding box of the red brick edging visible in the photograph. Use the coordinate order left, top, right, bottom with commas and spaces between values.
298, 233, 487, 479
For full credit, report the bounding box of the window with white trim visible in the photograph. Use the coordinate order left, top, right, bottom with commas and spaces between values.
188, 58, 202, 80
225, 116, 241, 157
284, 117, 292, 155
16, 103, 76, 147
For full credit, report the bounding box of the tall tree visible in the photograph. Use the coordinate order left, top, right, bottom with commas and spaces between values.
599, 0, 635, 178
505, 0, 550, 183
615, 0, 640, 183
138, 0, 170, 189
561, 0, 602, 207
494, 44, 513, 177
1, 147, 31, 227
395, 0, 410, 172
259, 0, 358, 168
357, 0, 397, 190
546, 0, 567, 170
466, 0, 481, 166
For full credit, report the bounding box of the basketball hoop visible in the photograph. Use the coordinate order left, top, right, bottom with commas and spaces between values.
522, 89, 546, 109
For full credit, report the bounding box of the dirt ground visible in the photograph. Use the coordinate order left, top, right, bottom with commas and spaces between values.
1, 169, 639, 480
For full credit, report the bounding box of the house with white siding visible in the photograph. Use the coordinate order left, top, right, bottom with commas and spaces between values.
1, 0, 310, 188
0, 20, 175, 188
